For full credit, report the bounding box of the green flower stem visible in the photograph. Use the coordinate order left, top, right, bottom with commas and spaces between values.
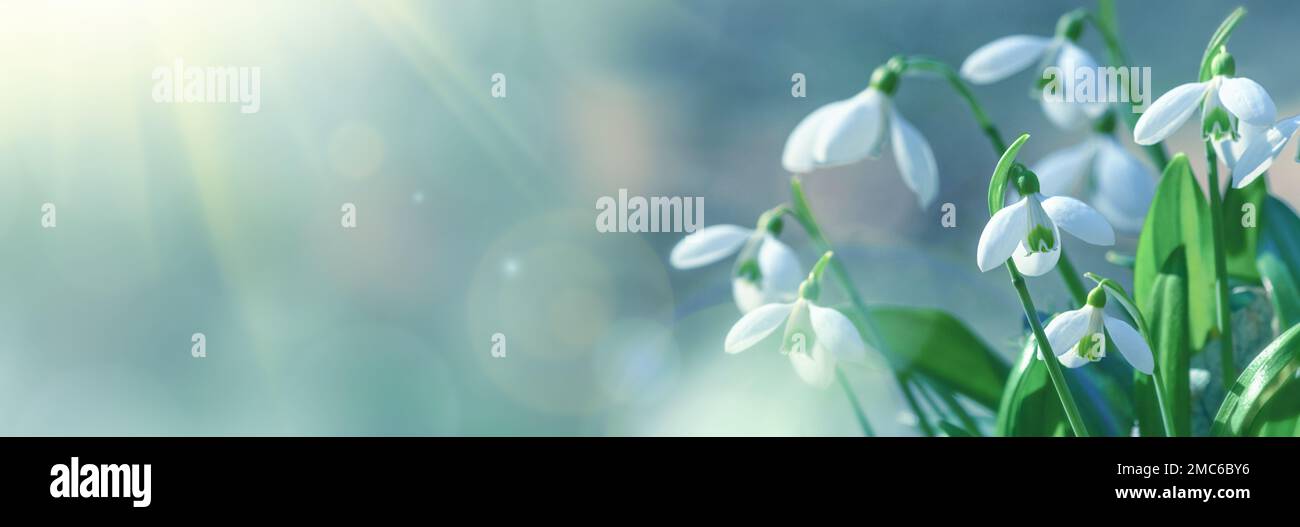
789, 176, 935, 436
1204, 140, 1236, 389
903, 56, 1086, 308
1150, 369, 1177, 437
899, 379, 937, 437
1089, 0, 1171, 169
1007, 262, 1091, 436
836, 368, 876, 437
902, 57, 1006, 153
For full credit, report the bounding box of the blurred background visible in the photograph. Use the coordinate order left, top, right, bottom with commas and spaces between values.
0, 0, 1296, 435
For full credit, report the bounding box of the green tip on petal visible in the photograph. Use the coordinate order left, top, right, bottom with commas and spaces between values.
1026, 224, 1055, 253
736, 259, 761, 282
1076, 332, 1105, 362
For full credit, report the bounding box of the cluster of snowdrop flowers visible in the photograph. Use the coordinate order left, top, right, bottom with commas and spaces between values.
961, 12, 1105, 130
723, 252, 879, 388
1043, 286, 1154, 374
669, 209, 801, 313
1031, 114, 1156, 232
781, 57, 938, 208
1135, 49, 1300, 187
977, 164, 1115, 276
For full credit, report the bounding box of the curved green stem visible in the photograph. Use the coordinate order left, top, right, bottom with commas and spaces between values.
1204, 140, 1236, 389
1007, 263, 1091, 436
1089, 0, 1171, 169
788, 176, 935, 436
836, 368, 876, 436
903, 56, 1006, 154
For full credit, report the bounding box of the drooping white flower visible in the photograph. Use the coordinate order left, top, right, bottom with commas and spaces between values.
670, 224, 802, 313
723, 297, 874, 388
1225, 113, 1300, 188
1041, 298, 1154, 374
1032, 134, 1156, 232
1133, 69, 1276, 146
977, 183, 1115, 277
781, 66, 938, 208
961, 32, 1106, 129
1189, 368, 1211, 397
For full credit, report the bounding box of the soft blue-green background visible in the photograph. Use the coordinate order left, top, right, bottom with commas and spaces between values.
0, 0, 1295, 435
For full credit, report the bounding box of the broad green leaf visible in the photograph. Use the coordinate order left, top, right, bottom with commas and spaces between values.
1212, 323, 1300, 436
1197, 7, 1247, 82
1223, 178, 1266, 282
1258, 196, 1300, 329
838, 305, 1009, 409
987, 133, 1030, 215
1133, 154, 1215, 349
1133, 250, 1192, 437
996, 336, 1133, 437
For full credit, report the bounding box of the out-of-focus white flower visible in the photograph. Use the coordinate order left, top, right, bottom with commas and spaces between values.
961, 18, 1107, 130
782, 63, 938, 208
1189, 368, 1211, 397
1042, 292, 1154, 374
723, 297, 874, 388
1032, 133, 1156, 232
670, 224, 801, 313
977, 171, 1115, 276
1225, 113, 1300, 188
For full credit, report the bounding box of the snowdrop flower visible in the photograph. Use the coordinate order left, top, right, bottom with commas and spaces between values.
1189, 368, 1211, 397
977, 165, 1115, 276
723, 252, 875, 388
1226, 113, 1300, 188
1042, 286, 1154, 374
1133, 50, 1275, 149
781, 59, 938, 208
670, 212, 801, 314
961, 13, 1106, 129
1032, 114, 1156, 232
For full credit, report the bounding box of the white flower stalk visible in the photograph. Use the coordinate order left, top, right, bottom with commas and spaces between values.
1032, 116, 1156, 232
670, 215, 802, 314
1042, 288, 1154, 374
977, 167, 1115, 276
960, 13, 1106, 129
722, 253, 876, 388
781, 60, 938, 208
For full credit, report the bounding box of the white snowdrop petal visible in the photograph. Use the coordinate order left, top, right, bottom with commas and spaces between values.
889, 109, 939, 208
1043, 306, 1092, 358
1040, 43, 1105, 130
1057, 348, 1091, 368
732, 277, 766, 314
1218, 77, 1277, 126
1032, 140, 1098, 197
1105, 316, 1154, 374
669, 225, 752, 269
757, 235, 804, 303
1012, 231, 1061, 276
1042, 195, 1115, 246
1231, 115, 1299, 188
723, 302, 794, 354
812, 88, 889, 167
977, 199, 1028, 272
1093, 139, 1155, 232
789, 343, 837, 388
960, 35, 1053, 84
808, 303, 872, 364
1133, 82, 1209, 145
782, 101, 845, 173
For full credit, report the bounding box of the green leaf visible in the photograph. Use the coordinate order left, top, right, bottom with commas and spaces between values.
1133, 153, 1215, 349
995, 336, 1133, 437
987, 133, 1030, 215
1259, 196, 1300, 329
1224, 178, 1266, 282
838, 305, 1009, 409
1212, 323, 1300, 436
937, 421, 973, 437
1197, 7, 1247, 82
1132, 250, 1192, 436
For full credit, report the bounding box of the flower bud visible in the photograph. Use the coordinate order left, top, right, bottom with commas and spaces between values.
1210, 48, 1236, 77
